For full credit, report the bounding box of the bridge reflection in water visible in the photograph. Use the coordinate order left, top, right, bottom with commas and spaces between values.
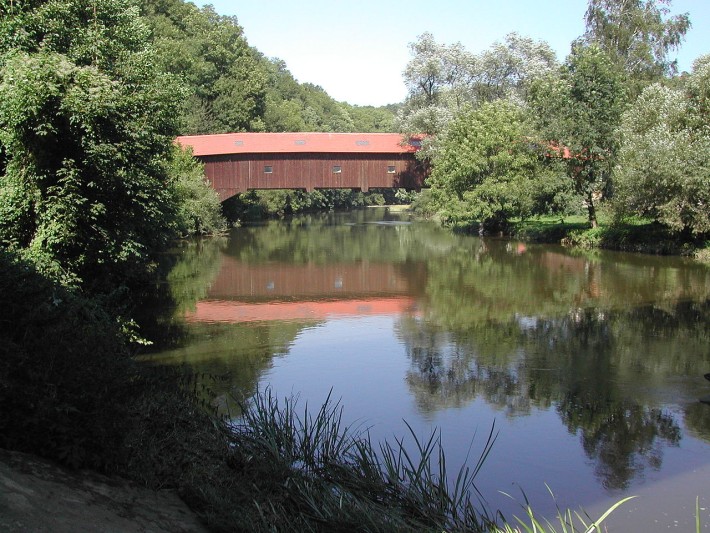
185, 255, 419, 323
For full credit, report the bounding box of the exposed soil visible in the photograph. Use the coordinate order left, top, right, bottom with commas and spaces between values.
0, 448, 207, 532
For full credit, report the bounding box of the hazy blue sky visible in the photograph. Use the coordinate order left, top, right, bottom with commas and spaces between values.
203, 0, 710, 106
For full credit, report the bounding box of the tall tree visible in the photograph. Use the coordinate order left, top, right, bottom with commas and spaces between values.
471, 33, 558, 105
582, 0, 690, 84
141, 0, 267, 134
530, 45, 626, 227
0, 0, 184, 287
428, 100, 568, 232
398, 33, 557, 159
614, 55, 710, 235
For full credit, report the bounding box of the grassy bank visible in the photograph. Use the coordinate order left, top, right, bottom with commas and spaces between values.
510, 215, 710, 260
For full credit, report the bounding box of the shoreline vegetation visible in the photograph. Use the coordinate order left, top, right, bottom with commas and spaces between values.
513, 215, 709, 262
407, 195, 710, 262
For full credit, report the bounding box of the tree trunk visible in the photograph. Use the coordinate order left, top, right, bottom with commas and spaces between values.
587, 191, 598, 228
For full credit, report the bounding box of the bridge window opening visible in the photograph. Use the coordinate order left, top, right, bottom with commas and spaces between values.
264, 165, 273, 173
332, 165, 342, 174
355, 140, 369, 146
234, 140, 244, 146
387, 165, 396, 174
294, 139, 306, 145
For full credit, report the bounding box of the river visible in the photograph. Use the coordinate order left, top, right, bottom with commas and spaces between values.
146, 207, 710, 530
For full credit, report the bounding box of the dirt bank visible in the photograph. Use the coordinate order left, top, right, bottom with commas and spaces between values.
0, 448, 207, 532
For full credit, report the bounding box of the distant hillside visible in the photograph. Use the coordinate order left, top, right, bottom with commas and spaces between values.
141, 0, 397, 135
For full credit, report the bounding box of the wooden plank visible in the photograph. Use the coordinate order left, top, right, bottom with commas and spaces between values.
199, 151, 427, 199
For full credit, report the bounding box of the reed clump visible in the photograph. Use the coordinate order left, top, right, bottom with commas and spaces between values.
220, 389, 497, 532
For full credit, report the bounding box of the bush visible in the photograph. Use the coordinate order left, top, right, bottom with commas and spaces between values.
169, 147, 227, 237
0, 249, 227, 475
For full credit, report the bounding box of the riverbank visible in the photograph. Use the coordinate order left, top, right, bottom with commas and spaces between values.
513, 216, 710, 260
3, 213, 707, 532
417, 208, 710, 261
0, 249, 499, 532
0, 448, 207, 533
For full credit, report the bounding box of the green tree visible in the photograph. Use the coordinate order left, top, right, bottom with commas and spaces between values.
582, 0, 691, 87
530, 45, 626, 227
0, 0, 184, 287
428, 100, 567, 231
471, 32, 558, 105
141, 0, 267, 134
170, 146, 226, 237
614, 56, 710, 235
398, 32, 557, 160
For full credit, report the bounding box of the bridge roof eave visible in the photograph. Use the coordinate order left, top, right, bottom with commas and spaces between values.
176, 132, 422, 157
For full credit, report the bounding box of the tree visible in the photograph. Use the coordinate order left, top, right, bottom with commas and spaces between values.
582, 0, 691, 85
428, 100, 568, 231
471, 33, 558, 105
141, 0, 267, 134
170, 146, 226, 237
530, 45, 626, 227
398, 33, 557, 160
614, 56, 710, 235
0, 0, 184, 288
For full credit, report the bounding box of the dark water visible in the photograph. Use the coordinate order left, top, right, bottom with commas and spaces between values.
147, 208, 710, 530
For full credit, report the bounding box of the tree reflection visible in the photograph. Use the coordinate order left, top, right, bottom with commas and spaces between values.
398, 302, 710, 489
146, 209, 710, 490
569, 401, 680, 489
398, 316, 531, 416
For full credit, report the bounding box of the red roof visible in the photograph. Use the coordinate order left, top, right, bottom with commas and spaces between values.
185, 297, 419, 323
176, 132, 420, 157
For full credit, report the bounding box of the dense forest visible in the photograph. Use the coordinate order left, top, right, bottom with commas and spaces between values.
141, 0, 398, 135
398, 1, 708, 244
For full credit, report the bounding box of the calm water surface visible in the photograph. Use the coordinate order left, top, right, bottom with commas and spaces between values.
147, 208, 710, 530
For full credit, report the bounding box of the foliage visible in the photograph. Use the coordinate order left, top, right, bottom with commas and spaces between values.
169, 146, 226, 236
494, 492, 636, 533
222, 188, 413, 222
428, 100, 570, 231
398, 32, 557, 159
0, 249, 226, 475
0, 0, 184, 289
142, 0, 267, 134
141, 0, 396, 136
614, 56, 710, 236
581, 0, 691, 87
529, 44, 626, 227
259, 57, 397, 134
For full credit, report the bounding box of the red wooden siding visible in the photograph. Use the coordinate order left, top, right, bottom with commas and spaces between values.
176, 133, 427, 201
208, 256, 412, 302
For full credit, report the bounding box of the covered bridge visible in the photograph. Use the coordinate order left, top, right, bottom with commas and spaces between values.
176, 132, 427, 202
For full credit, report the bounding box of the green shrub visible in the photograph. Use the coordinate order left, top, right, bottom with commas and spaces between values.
0, 249, 226, 475
169, 147, 227, 237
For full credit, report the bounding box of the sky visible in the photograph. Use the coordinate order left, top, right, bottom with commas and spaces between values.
203, 0, 710, 107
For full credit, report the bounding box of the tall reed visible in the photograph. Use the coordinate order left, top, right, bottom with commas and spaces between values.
229, 388, 497, 531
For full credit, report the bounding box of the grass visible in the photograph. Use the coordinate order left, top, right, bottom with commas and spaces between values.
493, 487, 636, 533
224, 389, 498, 531
512, 214, 709, 258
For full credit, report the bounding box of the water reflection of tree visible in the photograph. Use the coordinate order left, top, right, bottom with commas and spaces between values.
397, 303, 710, 489
135, 237, 228, 347
145, 320, 313, 413
570, 400, 680, 489
227, 214, 466, 266
397, 316, 532, 417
